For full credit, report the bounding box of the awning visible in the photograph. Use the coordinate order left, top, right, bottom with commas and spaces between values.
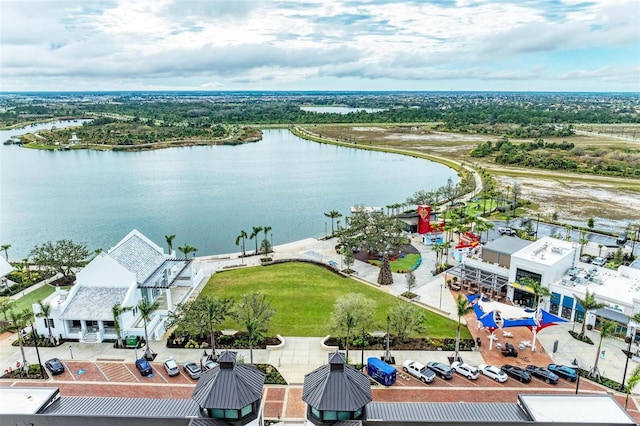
551, 292, 560, 305
511, 281, 535, 294
576, 303, 585, 313
595, 307, 628, 325
562, 296, 574, 309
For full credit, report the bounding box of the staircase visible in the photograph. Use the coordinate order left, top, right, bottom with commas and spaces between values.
82, 332, 101, 343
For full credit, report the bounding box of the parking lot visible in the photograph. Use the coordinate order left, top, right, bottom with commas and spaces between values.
51, 359, 199, 385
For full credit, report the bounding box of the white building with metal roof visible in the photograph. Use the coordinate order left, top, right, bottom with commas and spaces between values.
33, 229, 203, 344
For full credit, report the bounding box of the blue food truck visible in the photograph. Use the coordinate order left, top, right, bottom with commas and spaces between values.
367, 357, 396, 386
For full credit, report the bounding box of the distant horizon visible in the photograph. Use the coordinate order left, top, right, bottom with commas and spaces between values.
2, 90, 639, 95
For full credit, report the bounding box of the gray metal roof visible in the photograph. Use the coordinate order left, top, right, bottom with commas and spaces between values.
41, 396, 199, 418
141, 259, 187, 288
483, 235, 532, 255
60, 287, 129, 320
303, 352, 372, 411
188, 419, 231, 426
367, 402, 530, 422
109, 233, 166, 284
191, 351, 265, 410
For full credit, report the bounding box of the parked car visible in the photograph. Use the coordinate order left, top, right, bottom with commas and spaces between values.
478, 364, 508, 383
525, 365, 559, 384
135, 357, 153, 376
203, 360, 219, 372
501, 343, 518, 357
498, 227, 514, 236
163, 357, 180, 377
501, 364, 531, 383
426, 361, 453, 380
183, 361, 202, 380
591, 257, 606, 267
44, 358, 64, 375
547, 363, 578, 382
451, 361, 479, 380
617, 233, 628, 245
580, 255, 592, 263
402, 360, 435, 383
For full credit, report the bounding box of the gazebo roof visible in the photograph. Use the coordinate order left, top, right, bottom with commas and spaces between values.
191, 351, 265, 410
302, 352, 372, 411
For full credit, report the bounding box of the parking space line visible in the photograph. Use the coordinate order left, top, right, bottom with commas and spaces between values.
61, 361, 76, 381
94, 362, 110, 382
124, 364, 141, 382
152, 367, 168, 383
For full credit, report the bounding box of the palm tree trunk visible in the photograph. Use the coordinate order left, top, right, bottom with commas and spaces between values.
591, 340, 603, 377
249, 339, 254, 365
210, 329, 216, 355
18, 334, 27, 372
143, 322, 152, 358
454, 322, 461, 361
47, 323, 54, 345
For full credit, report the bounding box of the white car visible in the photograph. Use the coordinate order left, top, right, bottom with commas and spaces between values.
478, 363, 508, 383
451, 361, 479, 380
203, 360, 219, 371
402, 360, 435, 383
163, 357, 180, 377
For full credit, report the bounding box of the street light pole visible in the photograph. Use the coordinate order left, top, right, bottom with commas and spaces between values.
439, 283, 443, 310
69, 345, 73, 360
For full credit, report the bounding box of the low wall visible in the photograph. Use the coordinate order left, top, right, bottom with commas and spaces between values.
266, 334, 286, 351
320, 335, 339, 351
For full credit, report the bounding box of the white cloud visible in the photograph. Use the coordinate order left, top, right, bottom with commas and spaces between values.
0, 0, 638, 91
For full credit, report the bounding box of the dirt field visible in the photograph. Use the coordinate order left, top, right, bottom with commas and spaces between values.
301, 125, 640, 227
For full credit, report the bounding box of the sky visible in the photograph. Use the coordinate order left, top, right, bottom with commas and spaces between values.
0, 0, 639, 92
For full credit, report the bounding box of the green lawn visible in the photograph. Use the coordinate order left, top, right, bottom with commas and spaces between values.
368, 253, 421, 273
11, 284, 59, 314
200, 262, 469, 339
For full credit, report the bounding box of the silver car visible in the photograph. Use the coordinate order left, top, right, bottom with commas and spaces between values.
183, 361, 202, 379
163, 358, 180, 377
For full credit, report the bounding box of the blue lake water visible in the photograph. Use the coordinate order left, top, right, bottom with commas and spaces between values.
0, 123, 457, 259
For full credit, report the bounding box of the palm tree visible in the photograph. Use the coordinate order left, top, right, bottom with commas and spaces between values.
137, 298, 160, 359
201, 296, 234, 355
579, 230, 589, 256
590, 320, 616, 379
574, 290, 606, 338
324, 210, 342, 235
36, 300, 55, 345
454, 294, 474, 362
9, 309, 32, 372
112, 303, 133, 348
250, 226, 263, 255
235, 230, 248, 258
178, 244, 197, 260
1, 244, 10, 261
625, 364, 640, 409
0, 297, 15, 322
518, 277, 550, 309
164, 235, 176, 255
262, 226, 272, 253
565, 224, 573, 241
236, 292, 274, 364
